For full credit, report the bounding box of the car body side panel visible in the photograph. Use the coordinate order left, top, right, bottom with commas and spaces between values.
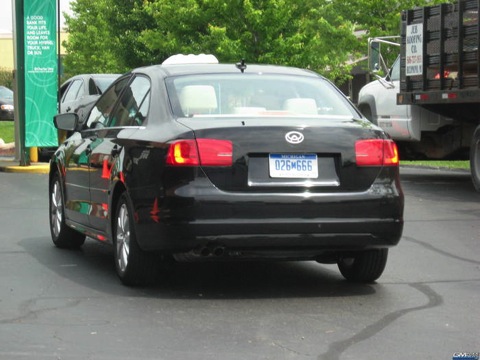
60, 133, 92, 226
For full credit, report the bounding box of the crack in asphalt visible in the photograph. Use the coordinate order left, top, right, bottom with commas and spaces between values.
403, 235, 480, 266
317, 282, 443, 360
0, 297, 82, 325
316, 234, 479, 359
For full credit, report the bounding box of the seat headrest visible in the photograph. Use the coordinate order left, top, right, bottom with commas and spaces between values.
284, 98, 318, 115
179, 85, 218, 115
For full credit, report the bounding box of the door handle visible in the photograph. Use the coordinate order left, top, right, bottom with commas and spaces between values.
66, 107, 71, 112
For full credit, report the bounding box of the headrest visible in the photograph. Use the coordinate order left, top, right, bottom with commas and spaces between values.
179, 85, 218, 115
284, 98, 318, 115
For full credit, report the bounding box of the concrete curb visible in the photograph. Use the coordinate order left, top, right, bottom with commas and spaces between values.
0, 158, 50, 174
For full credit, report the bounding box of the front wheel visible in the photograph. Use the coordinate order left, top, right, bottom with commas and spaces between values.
337, 249, 388, 283
49, 173, 86, 248
470, 125, 480, 192
114, 193, 160, 286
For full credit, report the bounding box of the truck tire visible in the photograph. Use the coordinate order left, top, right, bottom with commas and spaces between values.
471, 125, 480, 192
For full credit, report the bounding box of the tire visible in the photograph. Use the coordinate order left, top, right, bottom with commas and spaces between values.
470, 125, 480, 192
49, 173, 86, 248
337, 249, 388, 283
113, 193, 159, 286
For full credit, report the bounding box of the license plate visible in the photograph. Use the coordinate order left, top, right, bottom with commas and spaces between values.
269, 154, 318, 178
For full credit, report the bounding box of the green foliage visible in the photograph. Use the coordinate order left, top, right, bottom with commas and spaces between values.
0, 122, 15, 143
0, 68, 14, 89
63, 0, 454, 82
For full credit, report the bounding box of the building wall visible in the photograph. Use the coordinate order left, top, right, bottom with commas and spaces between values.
0, 33, 15, 70
0, 31, 68, 70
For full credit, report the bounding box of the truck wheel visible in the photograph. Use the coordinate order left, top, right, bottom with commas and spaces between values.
471, 125, 480, 192
337, 249, 388, 283
49, 173, 86, 248
113, 193, 160, 286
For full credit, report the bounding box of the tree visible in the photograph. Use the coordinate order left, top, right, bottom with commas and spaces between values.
138, 0, 360, 82
63, 0, 156, 76
63, 0, 120, 75
63, 0, 454, 82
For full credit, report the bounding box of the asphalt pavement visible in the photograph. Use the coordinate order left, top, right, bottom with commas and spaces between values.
0, 166, 478, 360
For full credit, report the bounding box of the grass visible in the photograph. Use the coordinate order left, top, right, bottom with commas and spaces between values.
401, 160, 470, 170
0, 121, 15, 143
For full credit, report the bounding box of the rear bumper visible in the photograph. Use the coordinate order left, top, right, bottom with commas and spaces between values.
132, 176, 404, 254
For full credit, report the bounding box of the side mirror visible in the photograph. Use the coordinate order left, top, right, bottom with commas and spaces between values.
54, 112, 79, 131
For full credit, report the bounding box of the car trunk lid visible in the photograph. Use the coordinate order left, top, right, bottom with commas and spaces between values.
174, 116, 392, 192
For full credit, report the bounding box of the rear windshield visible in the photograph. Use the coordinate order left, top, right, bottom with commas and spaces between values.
166, 74, 358, 118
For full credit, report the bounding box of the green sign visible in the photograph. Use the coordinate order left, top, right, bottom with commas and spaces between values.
23, 0, 58, 147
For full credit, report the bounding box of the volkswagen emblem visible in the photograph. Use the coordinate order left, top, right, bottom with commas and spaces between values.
285, 131, 304, 144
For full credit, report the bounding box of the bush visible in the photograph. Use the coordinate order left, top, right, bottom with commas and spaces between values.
0, 67, 14, 89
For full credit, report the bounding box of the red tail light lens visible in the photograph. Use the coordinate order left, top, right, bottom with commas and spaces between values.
382, 140, 399, 166
196, 139, 233, 166
166, 140, 199, 165
166, 139, 233, 166
355, 139, 399, 166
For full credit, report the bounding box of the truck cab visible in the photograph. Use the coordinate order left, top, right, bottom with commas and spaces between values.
358, 53, 459, 159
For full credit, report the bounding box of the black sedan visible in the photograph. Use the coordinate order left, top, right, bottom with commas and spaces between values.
49, 55, 404, 286
0, 86, 14, 121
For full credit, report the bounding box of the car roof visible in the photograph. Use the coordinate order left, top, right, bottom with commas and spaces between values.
132, 63, 321, 79
61, 74, 121, 85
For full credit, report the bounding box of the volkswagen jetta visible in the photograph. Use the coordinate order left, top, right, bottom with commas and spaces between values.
49, 55, 404, 286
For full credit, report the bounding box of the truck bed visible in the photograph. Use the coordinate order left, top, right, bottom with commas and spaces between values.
398, 0, 480, 112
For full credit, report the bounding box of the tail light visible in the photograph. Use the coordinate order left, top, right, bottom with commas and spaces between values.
355, 139, 399, 166
166, 139, 233, 166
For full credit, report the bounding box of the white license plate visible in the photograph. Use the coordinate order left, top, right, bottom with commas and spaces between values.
269, 154, 318, 178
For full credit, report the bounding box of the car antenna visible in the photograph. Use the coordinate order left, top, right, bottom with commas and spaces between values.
236, 59, 247, 73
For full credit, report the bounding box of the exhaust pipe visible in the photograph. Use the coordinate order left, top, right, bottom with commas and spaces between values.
199, 247, 211, 257
195, 244, 226, 257
212, 246, 225, 257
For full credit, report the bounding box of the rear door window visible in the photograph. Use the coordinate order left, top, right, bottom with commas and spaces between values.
107, 75, 151, 127
86, 76, 131, 129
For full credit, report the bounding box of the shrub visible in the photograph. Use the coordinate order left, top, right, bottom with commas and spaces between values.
0, 67, 14, 89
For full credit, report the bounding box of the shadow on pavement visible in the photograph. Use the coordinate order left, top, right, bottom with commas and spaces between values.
19, 236, 378, 300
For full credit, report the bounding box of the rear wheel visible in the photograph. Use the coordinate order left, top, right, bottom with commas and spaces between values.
114, 193, 159, 286
49, 173, 86, 248
337, 249, 388, 283
470, 125, 480, 192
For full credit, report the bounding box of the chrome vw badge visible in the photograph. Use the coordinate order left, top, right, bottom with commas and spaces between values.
285, 131, 304, 144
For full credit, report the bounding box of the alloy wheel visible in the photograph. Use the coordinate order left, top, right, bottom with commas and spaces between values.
116, 203, 131, 273
51, 180, 63, 238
